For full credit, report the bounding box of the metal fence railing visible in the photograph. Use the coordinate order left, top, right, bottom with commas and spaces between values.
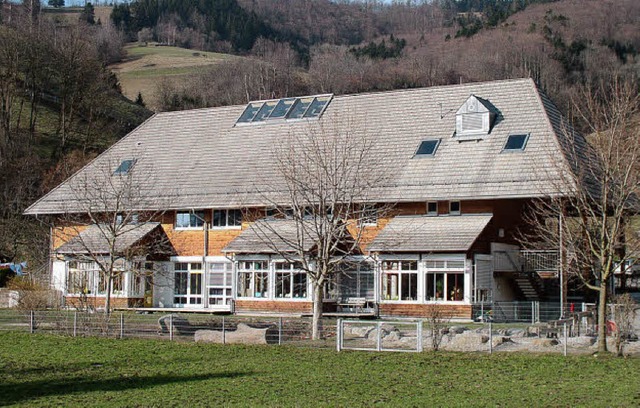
0, 310, 337, 346
337, 319, 422, 352
472, 301, 597, 324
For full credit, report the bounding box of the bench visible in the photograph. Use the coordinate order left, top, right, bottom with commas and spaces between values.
338, 297, 367, 314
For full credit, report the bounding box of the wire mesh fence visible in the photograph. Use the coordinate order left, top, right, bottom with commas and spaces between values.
0, 305, 637, 355
0, 310, 338, 346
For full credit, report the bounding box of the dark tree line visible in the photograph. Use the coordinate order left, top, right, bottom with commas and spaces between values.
111, 0, 276, 52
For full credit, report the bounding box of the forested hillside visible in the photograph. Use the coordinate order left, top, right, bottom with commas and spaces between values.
113, 0, 638, 131
0, 4, 151, 276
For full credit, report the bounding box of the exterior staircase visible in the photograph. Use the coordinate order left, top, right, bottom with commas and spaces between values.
512, 273, 545, 301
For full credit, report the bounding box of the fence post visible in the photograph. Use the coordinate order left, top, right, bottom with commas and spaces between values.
119, 313, 124, 339
417, 320, 423, 353
29, 311, 34, 334
336, 319, 342, 352
563, 323, 567, 357
489, 321, 493, 354
222, 316, 226, 345
169, 314, 173, 341
278, 317, 283, 345
73, 311, 77, 337
531, 301, 535, 325
376, 321, 382, 352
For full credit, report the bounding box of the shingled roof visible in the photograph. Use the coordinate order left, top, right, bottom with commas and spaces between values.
56, 223, 162, 254
222, 219, 317, 254
25, 78, 584, 215
367, 215, 492, 253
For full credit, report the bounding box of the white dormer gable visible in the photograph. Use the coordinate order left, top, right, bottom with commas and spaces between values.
455, 95, 494, 139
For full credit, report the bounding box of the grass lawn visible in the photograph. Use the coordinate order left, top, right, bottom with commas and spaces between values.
110, 44, 235, 110
1, 332, 639, 407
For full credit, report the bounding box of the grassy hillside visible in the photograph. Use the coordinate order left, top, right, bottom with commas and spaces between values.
110, 44, 237, 110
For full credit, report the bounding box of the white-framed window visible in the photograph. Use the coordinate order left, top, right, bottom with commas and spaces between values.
174, 262, 203, 306
339, 261, 375, 300
212, 209, 242, 228
175, 211, 205, 229
131, 261, 153, 297
274, 261, 308, 299
382, 260, 418, 301
449, 201, 461, 215
237, 260, 269, 298
426, 201, 438, 216
207, 262, 233, 306
67, 261, 97, 295
424, 259, 465, 302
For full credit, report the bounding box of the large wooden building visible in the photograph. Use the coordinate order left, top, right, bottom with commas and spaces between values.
25, 78, 586, 318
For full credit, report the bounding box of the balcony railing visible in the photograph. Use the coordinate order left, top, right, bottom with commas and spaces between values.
493, 250, 559, 274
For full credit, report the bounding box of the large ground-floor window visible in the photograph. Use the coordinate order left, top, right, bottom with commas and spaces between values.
207, 262, 233, 306
174, 262, 203, 306
275, 261, 307, 299
67, 261, 98, 295
237, 261, 269, 298
338, 262, 375, 300
382, 260, 418, 301
424, 259, 465, 302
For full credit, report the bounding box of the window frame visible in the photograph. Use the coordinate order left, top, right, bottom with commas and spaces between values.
173, 262, 204, 306
211, 209, 242, 229
113, 159, 136, 175
175, 211, 205, 230
426, 201, 438, 216
449, 201, 461, 215
414, 139, 441, 157
502, 133, 530, 152
381, 260, 419, 302
236, 260, 270, 299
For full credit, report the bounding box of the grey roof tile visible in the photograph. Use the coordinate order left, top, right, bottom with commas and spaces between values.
368, 215, 492, 252
25, 78, 583, 215
56, 222, 161, 254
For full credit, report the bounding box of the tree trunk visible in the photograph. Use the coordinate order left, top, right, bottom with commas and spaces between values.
104, 274, 112, 316
596, 282, 608, 353
312, 282, 324, 340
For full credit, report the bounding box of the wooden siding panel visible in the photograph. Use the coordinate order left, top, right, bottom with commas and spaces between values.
235, 300, 313, 314
379, 303, 472, 319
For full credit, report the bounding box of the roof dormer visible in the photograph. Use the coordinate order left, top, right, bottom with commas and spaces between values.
455, 95, 495, 140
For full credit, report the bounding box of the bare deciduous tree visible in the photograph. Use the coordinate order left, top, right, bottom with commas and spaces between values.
252, 120, 392, 340
55, 158, 173, 315
523, 78, 640, 353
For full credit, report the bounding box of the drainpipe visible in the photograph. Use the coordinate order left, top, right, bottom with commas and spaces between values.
559, 213, 564, 319
203, 220, 208, 309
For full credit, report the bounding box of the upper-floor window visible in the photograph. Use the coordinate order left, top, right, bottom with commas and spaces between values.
212, 209, 242, 228
426, 201, 438, 216
360, 205, 378, 226
175, 211, 205, 229
449, 201, 461, 215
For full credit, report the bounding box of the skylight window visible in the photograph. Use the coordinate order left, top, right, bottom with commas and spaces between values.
415, 139, 440, 157
237, 102, 262, 123
113, 159, 136, 175
503, 134, 529, 151
287, 97, 314, 119
236, 94, 332, 124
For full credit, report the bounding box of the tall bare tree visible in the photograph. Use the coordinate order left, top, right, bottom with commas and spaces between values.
55, 158, 172, 314
253, 120, 392, 339
524, 78, 640, 353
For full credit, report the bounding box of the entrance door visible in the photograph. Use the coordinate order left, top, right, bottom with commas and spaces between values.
174, 262, 203, 307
